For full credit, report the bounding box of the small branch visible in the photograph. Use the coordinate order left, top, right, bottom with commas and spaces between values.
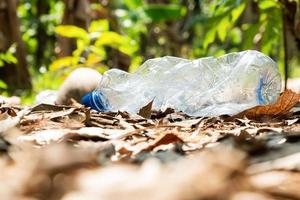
282, 5, 289, 90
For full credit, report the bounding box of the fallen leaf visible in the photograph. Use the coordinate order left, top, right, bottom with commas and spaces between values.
285, 118, 299, 126
138, 100, 153, 119
0, 108, 29, 133
0, 106, 17, 121
31, 103, 73, 112
233, 90, 300, 121
142, 133, 184, 152
19, 127, 132, 145
63, 132, 109, 143
151, 108, 175, 119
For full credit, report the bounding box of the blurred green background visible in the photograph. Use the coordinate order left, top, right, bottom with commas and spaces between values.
0, 0, 299, 103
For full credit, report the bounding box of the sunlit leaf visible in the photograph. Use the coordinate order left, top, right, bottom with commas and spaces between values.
258, 0, 279, 10
0, 44, 18, 66
124, 0, 143, 9
95, 65, 109, 74
213, 49, 226, 57
3, 53, 17, 64
49, 56, 79, 71
89, 20, 109, 33
73, 39, 86, 57
217, 16, 230, 42
129, 56, 143, 72
119, 45, 136, 56
85, 53, 104, 66
95, 31, 135, 55
229, 27, 242, 44
231, 2, 245, 22
95, 32, 124, 46
143, 4, 186, 22
55, 25, 89, 42
91, 46, 107, 58
203, 27, 217, 50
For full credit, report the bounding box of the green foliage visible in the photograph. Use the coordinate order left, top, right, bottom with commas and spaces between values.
50, 19, 137, 72
55, 26, 90, 42
0, 45, 17, 92
0, 80, 7, 90
143, 4, 187, 22
201, 0, 246, 50
0, 44, 17, 67
18, 0, 64, 69
189, 0, 284, 72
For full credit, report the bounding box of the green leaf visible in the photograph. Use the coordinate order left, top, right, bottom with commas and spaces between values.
0, 80, 7, 89
124, 0, 143, 9
228, 27, 242, 44
95, 31, 136, 55
0, 43, 17, 65
4, 53, 17, 64
49, 56, 79, 71
231, 2, 246, 22
73, 39, 86, 57
55, 25, 89, 42
95, 31, 124, 46
89, 19, 109, 33
129, 56, 143, 72
143, 4, 186, 22
85, 53, 104, 66
203, 27, 217, 50
91, 46, 107, 58
258, 0, 279, 10
217, 16, 230, 42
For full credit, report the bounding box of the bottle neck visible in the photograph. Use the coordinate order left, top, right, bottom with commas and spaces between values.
81, 91, 111, 112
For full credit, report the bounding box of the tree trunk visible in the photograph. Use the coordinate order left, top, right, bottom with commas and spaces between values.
279, 0, 300, 87
0, 0, 31, 91
57, 0, 91, 57
35, 0, 52, 70
105, 0, 131, 71
280, 0, 300, 59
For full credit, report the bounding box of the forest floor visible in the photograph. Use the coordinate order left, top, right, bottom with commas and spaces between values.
1, 90, 300, 200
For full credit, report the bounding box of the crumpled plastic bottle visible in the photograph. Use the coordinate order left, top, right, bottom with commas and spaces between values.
82, 50, 282, 116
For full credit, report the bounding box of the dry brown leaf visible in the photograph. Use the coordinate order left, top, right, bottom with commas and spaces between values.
63, 132, 109, 143
233, 89, 300, 120
142, 133, 184, 152
138, 100, 153, 119
0, 107, 17, 119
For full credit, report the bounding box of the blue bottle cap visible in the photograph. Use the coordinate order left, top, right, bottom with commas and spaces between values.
81, 91, 111, 112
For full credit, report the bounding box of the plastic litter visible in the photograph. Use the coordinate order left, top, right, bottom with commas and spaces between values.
82, 50, 282, 116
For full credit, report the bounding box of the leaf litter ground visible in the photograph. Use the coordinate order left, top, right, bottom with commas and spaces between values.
1, 90, 300, 199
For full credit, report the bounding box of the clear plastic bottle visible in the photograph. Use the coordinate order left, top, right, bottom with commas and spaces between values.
82, 50, 282, 116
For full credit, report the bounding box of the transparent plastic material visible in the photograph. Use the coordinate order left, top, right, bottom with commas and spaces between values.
92, 50, 282, 116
